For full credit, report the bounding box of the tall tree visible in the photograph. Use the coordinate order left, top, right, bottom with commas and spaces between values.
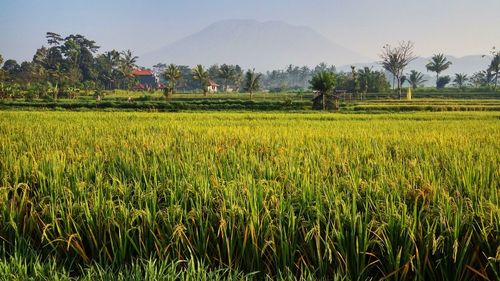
191, 64, 209, 96
471, 70, 494, 88
350, 66, 360, 98
487, 47, 500, 91
218, 64, 235, 92
96, 50, 120, 89
358, 67, 371, 97
309, 71, 336, 110
163, 64, 181, 99
46, 32, 63, 46
380, 41, 416, 99
61, 38, 82, 82
243, 69, 262, 100
119, 50, 138, 89
453, 73, 468, 90
407, 70, 427, 89
153, 63, 167, 74
2, 59, 21, 79
426, 54, 452, 88
0, 54, 5, 81
233, 65, 244, 91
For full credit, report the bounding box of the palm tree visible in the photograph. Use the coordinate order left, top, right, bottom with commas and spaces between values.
163, 64, 181, 99
488, 47, 499, 91
118, 50, 138, 89
310, 71, 336, 110
191, 64, 209, 96
218, 64, 234, 92
407, 70, 427, 90
97, 50, 120, 89
243, 69, 262, 100
120, 50, 138, 69
453, 73, 468, 90
358, 67, 372, 99
426, 54, 452, 88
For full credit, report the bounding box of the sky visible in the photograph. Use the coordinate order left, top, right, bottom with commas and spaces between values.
1, 0, 499, 64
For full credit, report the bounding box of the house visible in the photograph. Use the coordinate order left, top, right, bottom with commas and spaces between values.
132, 69, 159, 90
207, 80, 219, 93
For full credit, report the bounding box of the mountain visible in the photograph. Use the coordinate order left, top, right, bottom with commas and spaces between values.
140, 19, 368, 71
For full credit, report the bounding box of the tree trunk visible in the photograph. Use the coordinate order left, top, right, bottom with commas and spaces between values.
322, 93, 326, 110
495, 72, 498, 91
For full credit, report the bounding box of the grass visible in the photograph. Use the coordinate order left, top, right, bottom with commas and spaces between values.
0, 111, 499, 280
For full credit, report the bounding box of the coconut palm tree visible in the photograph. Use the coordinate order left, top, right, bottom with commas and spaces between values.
310, 71, 336, 110
488, 47, 499, 91
119, 50, 138, 89
192, 64, 209, 96
407, 70, 427, 90
426, 54, 452, 88
163, 64, 181, 99
453, 73, 468, 91
243, 69, 262, 100
218, 64, 234, 92
120, 50, 138, 69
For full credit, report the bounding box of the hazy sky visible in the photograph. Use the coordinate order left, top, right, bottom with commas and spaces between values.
1, 0, 499, 63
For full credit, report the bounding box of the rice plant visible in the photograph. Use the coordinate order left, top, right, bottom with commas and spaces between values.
0, 111, 498, 280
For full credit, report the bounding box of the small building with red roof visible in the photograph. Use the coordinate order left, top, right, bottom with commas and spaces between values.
132, 69, 160, 90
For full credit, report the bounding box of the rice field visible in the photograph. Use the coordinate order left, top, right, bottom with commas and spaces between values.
0, 111, 499, 280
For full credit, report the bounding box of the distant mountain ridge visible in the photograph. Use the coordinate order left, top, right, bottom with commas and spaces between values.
140, 19, 491, 76
140, 19, 368, 71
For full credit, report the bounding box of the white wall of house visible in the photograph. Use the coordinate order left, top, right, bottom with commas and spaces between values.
207, 85, 218, 92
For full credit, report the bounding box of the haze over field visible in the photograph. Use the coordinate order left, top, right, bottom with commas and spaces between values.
1, 0, 499, 71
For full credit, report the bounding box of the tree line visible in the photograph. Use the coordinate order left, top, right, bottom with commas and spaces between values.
0, 32, 144, 100
0, 33, 498, 101
309, 42, 499, 109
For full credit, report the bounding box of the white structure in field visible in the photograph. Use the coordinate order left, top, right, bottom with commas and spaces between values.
207, 80, 219, 93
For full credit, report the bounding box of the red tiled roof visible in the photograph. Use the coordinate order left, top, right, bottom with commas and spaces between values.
208, 80, 219, 87
132, 69, 154, 76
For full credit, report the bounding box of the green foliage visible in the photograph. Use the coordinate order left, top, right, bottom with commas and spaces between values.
488, 47, 500, 91
162, 64, 181, 99
192, 65, 209, 95
218, 64, 236, 92
355, 67, 389, 95
407, 70, 427, 89
243, 69, 262, 99
309, 71, 336, 94
453, 73, 469, 90
471, 70, 494, 88
310, 71, 337, 110
426, 54, 452, 88
437, 75, 451, 89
